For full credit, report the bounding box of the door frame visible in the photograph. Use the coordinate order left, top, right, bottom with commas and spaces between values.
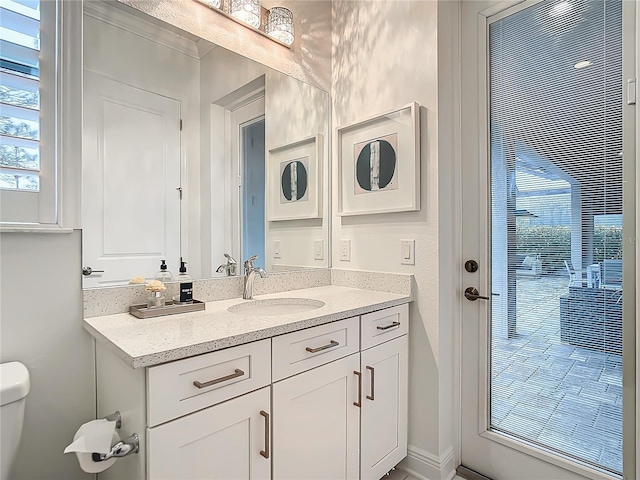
227, 97, 266, 264
632, 2, 639, 478
459, 1, 637, 478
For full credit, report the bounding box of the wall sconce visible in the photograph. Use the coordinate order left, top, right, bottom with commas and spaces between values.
198, 0, 222, 8
265, 7, 294, 46
228, 0, 261, 29
194, 0, 294, 47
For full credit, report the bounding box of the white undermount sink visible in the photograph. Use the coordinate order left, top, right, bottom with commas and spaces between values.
228, 298, 325, 316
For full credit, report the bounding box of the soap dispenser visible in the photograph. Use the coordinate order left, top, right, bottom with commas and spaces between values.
155, 260, 173, 283
173, 260, 193, 305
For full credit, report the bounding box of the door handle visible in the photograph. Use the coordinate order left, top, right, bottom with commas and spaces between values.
376, 322, 400, 330
366, 366, 375, 401
82, 266, 105, 276
259, 410, 269, 459
464, 287, 490, 301
353, 371, 362, 407
305, 340, 339, 353
193, 369, 244, 389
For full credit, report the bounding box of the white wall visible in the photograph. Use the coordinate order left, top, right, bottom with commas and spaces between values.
198, 47, 331, 273
331, 1, 459, 478
264, 71, 331, 269
0, 232, 95, 480
198, 46, 268, 275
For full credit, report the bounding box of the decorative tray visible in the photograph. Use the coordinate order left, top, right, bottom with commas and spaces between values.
129, 299, 205, 319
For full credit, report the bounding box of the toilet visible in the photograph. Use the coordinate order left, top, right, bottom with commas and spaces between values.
1, 362, 30, 479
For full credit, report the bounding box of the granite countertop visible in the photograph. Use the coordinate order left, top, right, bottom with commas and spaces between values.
83, 285, 411, 368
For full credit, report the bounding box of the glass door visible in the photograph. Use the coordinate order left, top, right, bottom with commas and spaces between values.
460, 0, 635, 478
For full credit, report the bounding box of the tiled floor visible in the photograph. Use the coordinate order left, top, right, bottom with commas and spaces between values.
385, 470, 462, 480
491, 275, 623, 473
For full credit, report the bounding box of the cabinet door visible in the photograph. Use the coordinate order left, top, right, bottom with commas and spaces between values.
147, 387, 270, 480
273, 354, 360, 480
360, 336, 408, 480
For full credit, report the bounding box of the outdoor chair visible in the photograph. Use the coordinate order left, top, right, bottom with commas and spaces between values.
564, 260, 588, 287
601, 259, 623, 291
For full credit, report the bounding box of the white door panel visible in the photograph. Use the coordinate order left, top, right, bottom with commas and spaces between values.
272, 354, 360, 480
360, 336, 408, 480
460, 1, 633, 479
83, 71, 181, 287
147, 387, 270, 480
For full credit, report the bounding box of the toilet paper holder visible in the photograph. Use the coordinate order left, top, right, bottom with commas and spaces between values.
92, 411, 139, 463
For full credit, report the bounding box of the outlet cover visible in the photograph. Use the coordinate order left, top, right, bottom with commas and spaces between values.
340, 239, 351, 262
400, 239, 415, 265
273, 240, 281, 259
314, 239, 324, 260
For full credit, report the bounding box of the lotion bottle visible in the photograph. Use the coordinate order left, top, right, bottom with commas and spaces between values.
173, 260, 193, 304
155, 260, 173, 283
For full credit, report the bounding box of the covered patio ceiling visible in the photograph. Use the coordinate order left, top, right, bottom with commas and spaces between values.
491, 0, 623, 215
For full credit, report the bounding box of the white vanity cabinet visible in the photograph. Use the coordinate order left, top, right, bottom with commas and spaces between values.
95, 303, 409, 480
360, 336, 408, 480
273, 354, 361, 479
147, 387, 271, 480
95, 339, 272, 480
359, 306, 409, 480
145, 339, 272, 480
271, 305, 408, 480
271, 317, 361, 479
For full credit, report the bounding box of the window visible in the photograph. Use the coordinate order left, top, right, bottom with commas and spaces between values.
1, 0, 42, 192
0, 0, 62, 226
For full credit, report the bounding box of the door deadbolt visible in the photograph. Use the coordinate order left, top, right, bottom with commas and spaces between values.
464, 260, 479, 273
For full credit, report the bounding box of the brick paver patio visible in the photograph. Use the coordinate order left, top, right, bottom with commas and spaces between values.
490, 275, 623, 474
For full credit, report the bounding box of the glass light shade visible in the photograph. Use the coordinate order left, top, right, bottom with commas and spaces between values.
229, 0, 261, 29
265, 7, 294, 45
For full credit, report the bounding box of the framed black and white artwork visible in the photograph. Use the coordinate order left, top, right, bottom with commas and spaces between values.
338, 103, 420, 215
267, 134, 322, 221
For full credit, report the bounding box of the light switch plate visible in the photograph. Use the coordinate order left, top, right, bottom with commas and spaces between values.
273, 240, 281, 259
340, 239, 351, 262
314, 239, 324, 260
400, 239, 415, 265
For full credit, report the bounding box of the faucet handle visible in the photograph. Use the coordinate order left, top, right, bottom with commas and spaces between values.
244, 254, 259, 269
224, 253, 237, 265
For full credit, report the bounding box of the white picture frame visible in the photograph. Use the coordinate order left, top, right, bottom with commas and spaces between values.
338, 102, 420, 216
267, 134, 323, 221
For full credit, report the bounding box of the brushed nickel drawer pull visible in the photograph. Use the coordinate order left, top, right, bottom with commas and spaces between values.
260, 410, 270, 459
377, 321, 400, 330
193, 368, 245, 389
354, 370, 362, 407
305, 340, 339, 353
366, 366, 375, 401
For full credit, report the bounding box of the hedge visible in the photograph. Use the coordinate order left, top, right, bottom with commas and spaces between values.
515, 225, 623, 273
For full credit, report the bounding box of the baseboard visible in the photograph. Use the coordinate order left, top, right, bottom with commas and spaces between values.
456, 465, 493, 480
397, 444, 456, 480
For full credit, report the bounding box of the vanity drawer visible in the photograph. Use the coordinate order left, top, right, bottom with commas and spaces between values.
272, 317, 359, 382
361, 304, 409, 350
147, 339, 271, 426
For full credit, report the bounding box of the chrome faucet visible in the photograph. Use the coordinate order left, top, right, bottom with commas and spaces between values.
216, 253, 238, 276
243, 254, 267, 300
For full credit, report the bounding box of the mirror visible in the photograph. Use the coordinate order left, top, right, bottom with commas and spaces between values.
81, 0, 330, 287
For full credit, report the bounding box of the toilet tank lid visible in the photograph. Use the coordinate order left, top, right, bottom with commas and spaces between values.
1, 362, 30, 406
